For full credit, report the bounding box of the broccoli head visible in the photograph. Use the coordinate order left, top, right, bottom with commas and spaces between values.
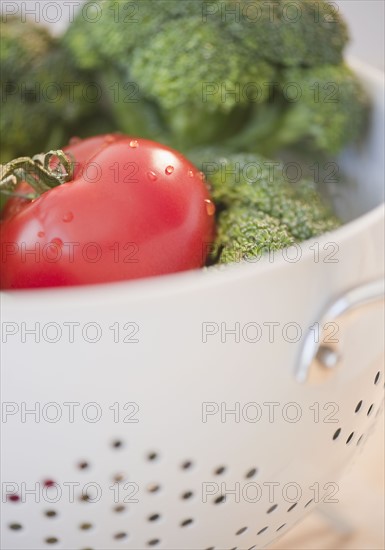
0, 16, 52, 79
194, 152, 340, 263
63, 0, 366, 155
0, 17, 55, 160
223, 0, 348, 68
1, 17, 98, 162
269, 64, 370, 155
130, 16, 275, 148
216, 207, 296, 263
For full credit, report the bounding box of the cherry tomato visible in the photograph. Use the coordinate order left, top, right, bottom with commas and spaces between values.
0, 134, 215, 289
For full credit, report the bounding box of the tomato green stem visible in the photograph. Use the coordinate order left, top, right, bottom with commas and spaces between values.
0, 150, 73, 197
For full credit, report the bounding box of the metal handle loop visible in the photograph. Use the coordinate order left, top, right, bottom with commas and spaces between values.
296, 278, 385, 383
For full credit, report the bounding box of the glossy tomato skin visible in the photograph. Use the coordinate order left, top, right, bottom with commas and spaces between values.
0, 135, 215, 289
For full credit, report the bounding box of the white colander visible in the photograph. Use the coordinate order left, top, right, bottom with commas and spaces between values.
1, 62, 384, 550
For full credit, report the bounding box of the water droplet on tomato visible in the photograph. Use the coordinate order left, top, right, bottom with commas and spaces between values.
199, 171, 206, 182
129, 140, 139, 148
147, 171, 157, 181
188, 170, 194, 178
62, 212, 74, 223
165, 165, 174, 175
37, 231, 45, 238
204, 199, 216, 216
51, 238, 63, 248
69, 136, 81, 145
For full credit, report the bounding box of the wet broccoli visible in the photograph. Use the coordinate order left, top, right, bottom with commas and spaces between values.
63, 0, 367, 155
195, 152, 340, 263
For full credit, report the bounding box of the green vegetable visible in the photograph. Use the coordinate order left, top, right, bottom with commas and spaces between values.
216, 208, 296, 263
0, 17, 96, 162
246, 64, 370, 156
224, 0, 348, 67
195, 152, 341, 263
63, 0, 368, 155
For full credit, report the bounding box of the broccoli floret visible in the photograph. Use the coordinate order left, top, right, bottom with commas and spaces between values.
223, 63, 369, 156
0, 17, 55, 160
130, 17, 275, 148
64, 0, 202, 70
0, 17, 97, 162
266, 64, 370, 155
224, 0, 348, 67
197, 152, 340, 263
216, 207, 295, 263
62, 0, 365, 155
0, 16, 52, 78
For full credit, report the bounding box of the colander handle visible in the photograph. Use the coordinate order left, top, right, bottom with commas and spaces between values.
296, 278, 385, 383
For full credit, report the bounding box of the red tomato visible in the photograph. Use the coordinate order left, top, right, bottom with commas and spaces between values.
0, 134, 215, 289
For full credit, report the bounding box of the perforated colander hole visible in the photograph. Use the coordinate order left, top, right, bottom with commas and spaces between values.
114, 505, 126, 513
287, 503, 297, 512
214, 466, 226, 475
180, 518, 194, 527
147, 452, 159, 462
267, 504, 278, 514
181, 491, 193, 500
357, 435, 364, 446
245, 468, 258, 479
276, 524, 286, 531
374, 371, 381, 385
346, 432, 355, 445
333, 428, 341, 440
148, 513, 161, 522
257, 526, 268, 535
355, 400, 363, 413
112, 440, 124, 449
45, 510, 57, 518
113, 473, 126, 482
79, 523, 93, 531
147, 539, 160, 546
236, 526, 248, 535
181, 460, 193, 470
8, 523, 22, 531
44, 480, 56, 488
45, 538, 59, 545
304, 499, 314, 508
367, 404, 374, 416
214, 495, 225, 504
147, 483, 161, 493
78, 461, 89, 470
114, 532, 128, 540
